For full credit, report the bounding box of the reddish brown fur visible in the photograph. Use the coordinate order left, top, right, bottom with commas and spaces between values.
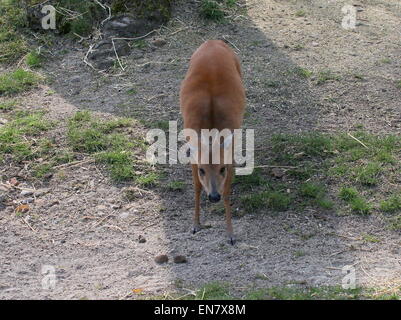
180, 40, 246, 244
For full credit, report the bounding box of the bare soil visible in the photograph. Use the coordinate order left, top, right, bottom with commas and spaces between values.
1, 0, 400, 299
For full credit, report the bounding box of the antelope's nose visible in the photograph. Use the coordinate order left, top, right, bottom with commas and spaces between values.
208, 192, 221, 203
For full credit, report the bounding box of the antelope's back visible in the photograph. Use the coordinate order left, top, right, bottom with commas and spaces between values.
180, 40, 245, 132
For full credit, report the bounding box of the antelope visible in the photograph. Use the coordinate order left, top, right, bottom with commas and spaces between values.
180, 40, 246, 245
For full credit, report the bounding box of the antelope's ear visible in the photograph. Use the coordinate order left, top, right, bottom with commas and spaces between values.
221, 133, 233, 149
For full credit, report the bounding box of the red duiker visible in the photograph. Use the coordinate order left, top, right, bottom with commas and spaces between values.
180, 40, 245, 245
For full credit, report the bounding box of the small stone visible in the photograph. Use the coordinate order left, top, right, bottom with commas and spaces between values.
20, 190, 33, 196
21, 198, 35, 204
173, 255, 187, 264
154, 254, 168, 264
138, 235, 146, 243
152, 38, 167, 47
271, 168, 285, 178
119, 212, 130, 219
48, 200, 59, 207
9, 177, 19, 186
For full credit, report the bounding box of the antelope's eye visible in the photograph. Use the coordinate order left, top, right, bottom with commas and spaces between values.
220, 167, 226, 175
199, 168, 205, 176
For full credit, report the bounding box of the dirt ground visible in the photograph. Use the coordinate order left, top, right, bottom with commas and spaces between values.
1, 0, 401, 299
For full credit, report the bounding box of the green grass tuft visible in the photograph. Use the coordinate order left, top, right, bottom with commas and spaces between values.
166, 180, 185, 191
317, 70, 340, 84
25, 50, 42, 68
380, 195, 401, 213
67, 111, 144, 182
200, 1, 226, 21
0, 69, 40, 96
339, 187, 359, 201
195, 282, 232, 300
241, 190, 291, 212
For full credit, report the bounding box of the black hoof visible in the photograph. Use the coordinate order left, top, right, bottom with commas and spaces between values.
192, 225, 201, 234
228, 236, 236, 246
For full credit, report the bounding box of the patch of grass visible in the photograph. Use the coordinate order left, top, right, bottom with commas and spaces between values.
141, 119, 169, 131
67, 111, 143, 182
234, 168, 265, 190
294, 250, 306, 257
354, 162, 382, 186
245, 285, 363, 300
380, 58, 391, 64
0, 69, 40, 96
32, 163, 53, 179
55, 0, 104, 37
292, 67, 313, 78
263, 80, 280, 88
0, 110, 53, 163
353, 73, 364, 80
265, 130, 399, 222
0, 0, 28, 64
349, 196, 371, 215
317, 70, 340, 84
338, 187, 371, 214
362, 233, 380, 243
194, 282, 232, 300
95, 150, 134, 181
241, 190, 291, 212
293, 43, 304, 51
199, 0, 237, 22
166, 180, 185, 191
25, 50, 42, 68
299, 182, 321, 198
339, 187, 359, 201
200, 1, 226, 21
271, 132, 332, 164
0, 99, 17, 111
380, 194, 401, 213
136, 172, 160, 187
126, 88, 137, 95
388, 216, 401, 231
315, 198, 334, 210
295, 9, 306, 17
287, 166, 314, 180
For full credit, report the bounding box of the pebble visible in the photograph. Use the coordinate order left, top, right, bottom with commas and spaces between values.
271, 168, 285, 178
154, 255, 168, 264
20, 190, 33, 197
21, 198, 35, 204
119, 212, 130, 219
138, 235, 146, 243
173, 255, 187, 264
152, 38, 167, 47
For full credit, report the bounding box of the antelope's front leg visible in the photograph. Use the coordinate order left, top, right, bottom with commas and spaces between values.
224, 167, 235, 245
191, 164, 202, 234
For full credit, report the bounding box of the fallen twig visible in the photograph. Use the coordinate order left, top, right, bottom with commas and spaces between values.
53, 158, 95, 169
112, 38, 125, 71
83, 44, 97, 70
347, 132, 369, 149
253, 165, 298, 169
21, 217, 36, 232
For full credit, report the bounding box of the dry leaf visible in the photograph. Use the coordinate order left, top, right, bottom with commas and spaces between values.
132, 288, 144, 294
15, 204, 29, 214
9, 177, 19, 186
